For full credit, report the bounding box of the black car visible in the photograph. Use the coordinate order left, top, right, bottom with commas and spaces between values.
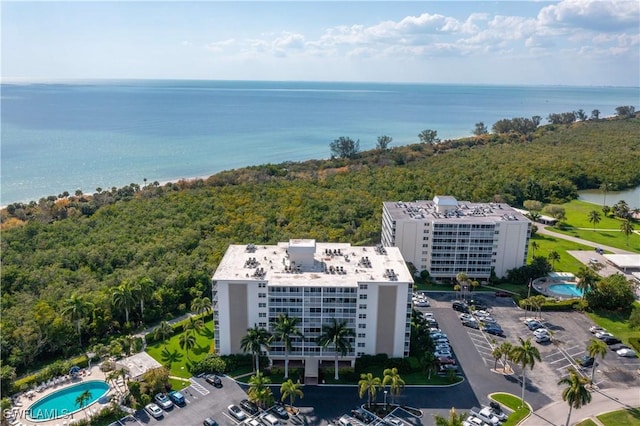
467, 299, 487, 310
452, 301, 470, 313
203, 418, 218, 426
602, 336, 622, 346
578, 355, 595, 368
484, 326, 504, 336
462, 319, 480, 329
351, 408, 374, 424
609, 343, 630, 352
240, 399, 259, 416
205, 374, 223, 387
273, 403, 289, 419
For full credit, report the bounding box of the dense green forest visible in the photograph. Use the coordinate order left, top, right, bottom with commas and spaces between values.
1, 115, 639, 373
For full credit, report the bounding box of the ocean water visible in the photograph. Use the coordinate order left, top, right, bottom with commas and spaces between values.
2, 80, 638, 205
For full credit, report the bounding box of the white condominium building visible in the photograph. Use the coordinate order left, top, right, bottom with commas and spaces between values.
381, 196, 531, 280
212, 239, 413, 383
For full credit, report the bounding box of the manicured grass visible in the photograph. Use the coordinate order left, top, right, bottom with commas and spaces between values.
490, 392, 531, 426
146, 319, 215, 379
597, 408, 640, 426
575, 419, 599, 426
169, 377, 191, 392
552, 228, 640, 253
528, 233, 593, 273
559, 200, 627, 229
228, 365, 255, 379
586, 304, 640, 345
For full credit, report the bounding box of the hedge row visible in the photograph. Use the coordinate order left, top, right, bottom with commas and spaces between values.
12, 355, 89, 394
145, 313, 211, 345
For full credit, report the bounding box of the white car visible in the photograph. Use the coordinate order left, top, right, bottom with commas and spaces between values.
228, 404, 247, 421
616, 348, 637, 358
589, 326, 607, 334
154, 393, 174, 410
434, 349, 453, 358
460, 313, 474, 321
145, 403, 164, 419
464, 416, 489, 426
423, 312, 435, 319
436, 343, 451, 352
533, 328, 550, 338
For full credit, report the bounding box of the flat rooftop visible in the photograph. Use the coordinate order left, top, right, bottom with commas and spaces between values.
213, 240, 413, 286
384, 198, 529, 223
604, 254, 640, 269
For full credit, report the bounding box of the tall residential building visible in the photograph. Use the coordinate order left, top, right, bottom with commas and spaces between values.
381, 196, 531, 280
212, 239, 413, 383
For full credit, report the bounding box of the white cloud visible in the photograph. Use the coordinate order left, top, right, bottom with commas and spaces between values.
205, 39, 236, 53
538, 0, 639, 32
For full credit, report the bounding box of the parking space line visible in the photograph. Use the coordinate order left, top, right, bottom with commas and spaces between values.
190, 379, 210, 396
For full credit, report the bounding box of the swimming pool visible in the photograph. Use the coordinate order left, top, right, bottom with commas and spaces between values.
548, 282, 584, 298
27, 380, 109, 421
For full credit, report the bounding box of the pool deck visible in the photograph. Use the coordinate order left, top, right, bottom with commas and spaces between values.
532, 277, 582, 299
7, 365, 121, 426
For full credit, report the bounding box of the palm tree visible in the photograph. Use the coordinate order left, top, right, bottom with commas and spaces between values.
382, 367, 405, 404
510, 337, 541, 408
178, 330, 197, 361
153, 321, 174, 348
533, 295, 546, 319
185, 316, 204, 334
191, 296, 212, 316
136, 277, 154, 321
576, 266, 599, 298
272, 313, 303, 379
421, 352, 440, 380
498, 341, 513, 372
530, 241, 539, 257
558, 368, 592, 426
492, 346, 502, 370
456, 272, 469, 300
586, 338, 607, 384
433, 407, 466, 426
280, 378, 304, 407
111, 280, 137, 324
316, 318, 355, 380
248, 372, 274, 409
75, 389, 93, 419
62, 293, 94, 347
588, 210, 602, 231
547, 251, 560, 270
241, 325, 272, 373
358, 373, 381, 408
620, 219, 635, 245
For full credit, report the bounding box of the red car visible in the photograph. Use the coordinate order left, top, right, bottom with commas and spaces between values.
438, 356, 456, 365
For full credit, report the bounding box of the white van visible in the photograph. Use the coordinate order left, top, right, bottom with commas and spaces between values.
262, 413, 280, 426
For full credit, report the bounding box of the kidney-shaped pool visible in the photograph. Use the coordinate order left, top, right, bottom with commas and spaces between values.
27, 380, 109, 422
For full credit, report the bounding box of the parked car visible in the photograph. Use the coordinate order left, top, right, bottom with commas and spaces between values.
145, 403, 164, 419
484, 326, 504, 336
463, 319, 480, 329
452, 301, 470, 313
463, 416, 488, 426
439, 364, 459, 373
203, 418, 218, 426
578, 355, 595, 368
460, 313, 474, 321
596, 331, 614, 340
154, 393, 174, 410
469, 406, 500, 426
494, 291, 511, 297
533, 328, 550, 338
609, 343, 630, 352
351, 408, 374, 423
169, 390, 186, 406
589, 325, 607, 334
438, 356, 456, 365
535, 335, 551, 344
435, 349, 453, 358
526, 321, 544, 331
602, 336, 622, 346
273, 403, 289, 419
467, 299, 487, 310
205, 374, 223, 387
228, 404, 247, 421
488, 402, 508, 421
414, 300, 430, 307
240, 399, 259, 415
616, 348, 637, 358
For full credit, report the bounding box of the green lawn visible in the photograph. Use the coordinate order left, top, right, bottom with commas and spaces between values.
169, 377, 191, 391
586, 304, 640, 345
146, 319, 215, 379
489, 392, 531, 426
528, 233, 593, 273
575, 419, 599, 426
597, 408, 640, 425
549, 199, 640, 252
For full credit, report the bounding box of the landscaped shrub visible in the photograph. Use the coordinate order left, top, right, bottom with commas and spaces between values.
628, 337, 640, 353
220, 354, 252, 372
384, 357, 412, 374
355, 354, 388, 373
189, 354, 227, 375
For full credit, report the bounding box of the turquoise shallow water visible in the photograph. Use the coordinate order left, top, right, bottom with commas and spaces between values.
548, 283, 584, 298
2, 80, 638, 204
27, 380, 109, 421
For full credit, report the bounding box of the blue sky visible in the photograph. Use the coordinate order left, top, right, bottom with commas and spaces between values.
2, 1, 639, 86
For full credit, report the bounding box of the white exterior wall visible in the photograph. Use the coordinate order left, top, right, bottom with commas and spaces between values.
494, 221, 531, 277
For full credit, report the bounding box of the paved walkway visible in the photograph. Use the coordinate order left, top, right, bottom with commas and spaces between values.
521, 386, 640, 426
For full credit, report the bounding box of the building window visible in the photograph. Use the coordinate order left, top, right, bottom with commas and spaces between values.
259, 322, 267, 327
358, 314, 367, 319
359, 304, 367, 310
259, 303, 266, 308
357, 343, 365, 348
359, 294, 367, 300
258, 293, 266, 298
357, 333, 366, 338
259, 283, 266, 288
359, 284, 368, 290
358, 324, 366, 329
259, 313, 266, 318
357, 352, 365, 357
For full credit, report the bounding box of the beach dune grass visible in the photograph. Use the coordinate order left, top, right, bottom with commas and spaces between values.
146, 319, 214, 379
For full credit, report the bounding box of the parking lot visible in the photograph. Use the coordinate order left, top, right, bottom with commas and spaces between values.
418, 291, 640, 402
